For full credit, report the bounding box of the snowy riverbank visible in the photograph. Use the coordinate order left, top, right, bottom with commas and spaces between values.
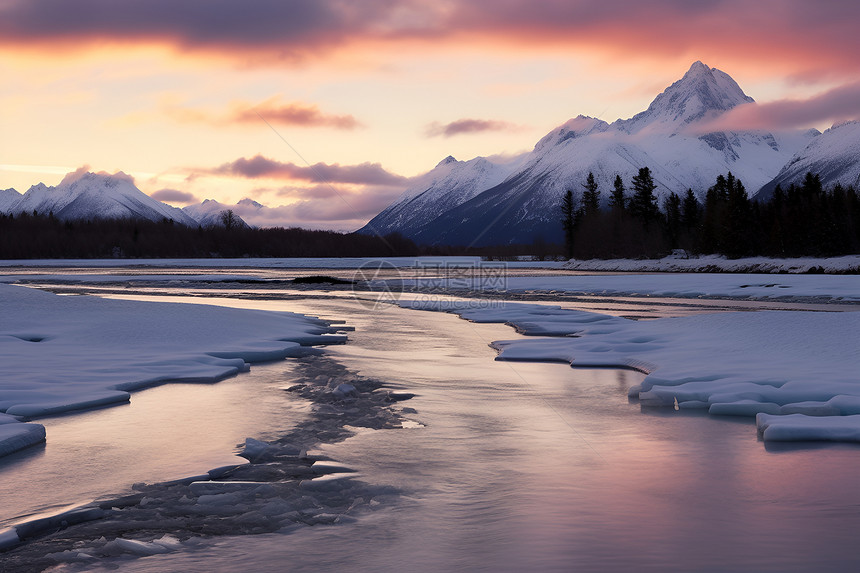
403, 272, 860, 302
562, 254, 860, 274
0, 284, 347, 457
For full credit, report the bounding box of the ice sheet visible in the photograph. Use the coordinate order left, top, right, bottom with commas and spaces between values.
0, 284, 345, 456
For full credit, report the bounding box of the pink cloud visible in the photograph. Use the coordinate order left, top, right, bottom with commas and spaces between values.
150, 188, 198, 203
694, 81, 860, 132
215, 184, 405, 230
2, 1, 858, 79
425, 118, 522, 138
211, 155, 408, 186
166, 98, 362, 130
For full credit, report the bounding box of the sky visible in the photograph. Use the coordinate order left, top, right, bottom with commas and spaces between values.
1, 0, 859, 231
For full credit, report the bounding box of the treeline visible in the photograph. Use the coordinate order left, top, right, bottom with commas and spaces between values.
0, 214, 420, 259
563, 169, 860, 259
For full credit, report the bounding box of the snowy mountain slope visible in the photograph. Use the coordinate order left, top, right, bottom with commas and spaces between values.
0, 188, 21, 213
9, 171, 197, 225
756, 121, 860, 199
183, 199, 250, 228
614, 61, 754, 135
359, 154, 525, 237
364, 61, 818, 246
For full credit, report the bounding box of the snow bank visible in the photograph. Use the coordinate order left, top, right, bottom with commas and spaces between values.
562, 254, 860, 274
406, 272, 860, 301
0, 284, 346, 457
401, 299, 860, 443
0, 423, 46, 457
757, 413, 860, 442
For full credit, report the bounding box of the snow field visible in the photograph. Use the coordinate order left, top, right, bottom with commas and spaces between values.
406, 271, 860, 301
0, 284, 347, 457
400, 300, 860, 443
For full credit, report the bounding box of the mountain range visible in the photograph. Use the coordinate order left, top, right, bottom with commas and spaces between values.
361, 61, 856, 246
0, 170, 248, 228
181, 199, 251, 229
3, 170, 198, 225
2, 61, 858, 244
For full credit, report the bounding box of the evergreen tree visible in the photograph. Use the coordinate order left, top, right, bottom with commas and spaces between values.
664, 192, 682, 249
681, 189, 700, 229
580, 172, 601, 217
722, 172, 753, 257
560, 189, 576, 259
609, 175, 626, 211
629, 167, 658, 223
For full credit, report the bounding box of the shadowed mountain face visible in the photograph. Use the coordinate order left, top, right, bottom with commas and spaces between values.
360, 61, 821, 246
756, 121, 860, 200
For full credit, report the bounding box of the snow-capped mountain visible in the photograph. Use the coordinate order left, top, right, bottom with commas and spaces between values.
363, 61, 819, 246
757, 121, 860, 199
7, 170, 197, 225
0, 188, 21, 213
614, 61, 754, 134
360, 154, 524, 237
183, 199, 250, 228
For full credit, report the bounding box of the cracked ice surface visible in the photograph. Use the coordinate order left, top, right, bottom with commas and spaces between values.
0, 284, 346, 456
402, 300, 860, 443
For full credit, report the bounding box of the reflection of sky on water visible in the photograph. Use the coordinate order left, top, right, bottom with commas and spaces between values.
3, 279, 859, 571
0, 364, 303, 528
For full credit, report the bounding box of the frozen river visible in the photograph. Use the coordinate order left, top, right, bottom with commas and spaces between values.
1, 272, 859, 571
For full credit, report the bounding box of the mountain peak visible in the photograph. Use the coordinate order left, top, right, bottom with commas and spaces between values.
615, 61, 754, 134
684, 60, 711, 78
436, 155, 459, 168
237, 198, 264, 209
534, 115, 609, 152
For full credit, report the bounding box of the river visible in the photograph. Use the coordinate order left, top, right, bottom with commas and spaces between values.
1, 275, 859, 571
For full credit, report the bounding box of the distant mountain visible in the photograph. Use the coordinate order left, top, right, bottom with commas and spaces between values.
5, 170, 197, 225
0, 188, 21, 213
361, 61, 820, 246
183, 199, 251, 228
756, 121, 860, 200
360, 154, 524, 237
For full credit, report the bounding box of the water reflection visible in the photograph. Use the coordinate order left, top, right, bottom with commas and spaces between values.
5, 285, 860, 571
0, 365, 305, 528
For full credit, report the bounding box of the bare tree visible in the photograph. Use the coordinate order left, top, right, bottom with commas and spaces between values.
220, 209, 238, 230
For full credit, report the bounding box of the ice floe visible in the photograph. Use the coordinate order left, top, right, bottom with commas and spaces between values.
0, 284, 347, 457
401, 299, 860, 443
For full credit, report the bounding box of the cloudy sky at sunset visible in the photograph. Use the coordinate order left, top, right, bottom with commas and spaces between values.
1, 0, 859, 230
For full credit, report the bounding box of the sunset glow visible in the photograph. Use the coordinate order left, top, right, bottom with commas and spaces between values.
1, 0, 858, 230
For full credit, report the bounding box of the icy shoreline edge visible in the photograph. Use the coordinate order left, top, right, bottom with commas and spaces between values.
398, 299, 860, 444
0, 284, 348, 459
